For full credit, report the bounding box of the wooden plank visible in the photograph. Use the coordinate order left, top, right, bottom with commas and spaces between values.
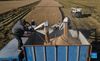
68, 46, 77, 61
57, 46, 66, 61
46, 46, 55, 61
79, 46, 89, 61
35, 46, 44, 61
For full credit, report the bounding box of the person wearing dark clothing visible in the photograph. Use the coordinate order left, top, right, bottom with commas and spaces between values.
31, 20, 35, 25
28, 20, 36, 31
12, 19, 29, 50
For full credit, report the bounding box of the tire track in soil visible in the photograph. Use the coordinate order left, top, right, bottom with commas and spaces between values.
24, 0, 63, 26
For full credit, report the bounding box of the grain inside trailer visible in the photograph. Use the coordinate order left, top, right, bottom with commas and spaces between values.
24, 17, 91, 61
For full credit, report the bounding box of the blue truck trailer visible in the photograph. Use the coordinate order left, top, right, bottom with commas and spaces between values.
0, 17, 91, 61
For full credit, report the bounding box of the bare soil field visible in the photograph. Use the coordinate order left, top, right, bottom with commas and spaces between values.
0, 0, 39, 14
24, 0, 62, 26
36, 0, 62, 7
0, 0, 40, 49
56, 0, 100, 36
24, 7, 62, 26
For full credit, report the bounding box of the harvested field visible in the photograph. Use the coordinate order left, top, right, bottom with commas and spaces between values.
56, 0, 100, 36
24, 0, 63, 26
0, 0, 39, 14
24, 7, 62, 26
36, 0, 62, 7
0, 0, 40, 49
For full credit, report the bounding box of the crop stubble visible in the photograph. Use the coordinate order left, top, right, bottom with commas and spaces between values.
24, 0, 63, 26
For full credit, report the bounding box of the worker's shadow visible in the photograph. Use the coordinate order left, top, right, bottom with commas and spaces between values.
49, 28, 63, 39
26, 31, 45, 45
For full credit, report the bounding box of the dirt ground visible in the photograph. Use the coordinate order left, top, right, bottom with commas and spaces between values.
0, 0, 39, 14
24, 0, 63, 26
36, 0, 62, 7
0, 0, 39, 49
56, 0, 100, 36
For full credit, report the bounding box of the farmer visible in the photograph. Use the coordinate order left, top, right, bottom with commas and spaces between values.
28, 20, 36, 31
12, 19, 29, 50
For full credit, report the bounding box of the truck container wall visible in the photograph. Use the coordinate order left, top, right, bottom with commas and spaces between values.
24, 45, 90, 61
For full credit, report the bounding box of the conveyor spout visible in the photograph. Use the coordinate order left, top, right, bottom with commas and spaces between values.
44, 21, 50, 43
63, 17, 69, 39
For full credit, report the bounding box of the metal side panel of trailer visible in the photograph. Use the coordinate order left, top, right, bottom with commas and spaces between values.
24, 29, 91, 61
0, 37, 28, 61
24, 45, 90, 61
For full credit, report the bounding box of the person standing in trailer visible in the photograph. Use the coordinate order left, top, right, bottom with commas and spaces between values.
12, 19, 29, 50
28, 20, 36, 31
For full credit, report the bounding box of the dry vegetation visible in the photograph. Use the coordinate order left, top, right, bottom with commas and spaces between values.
56, 0, 100, 36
